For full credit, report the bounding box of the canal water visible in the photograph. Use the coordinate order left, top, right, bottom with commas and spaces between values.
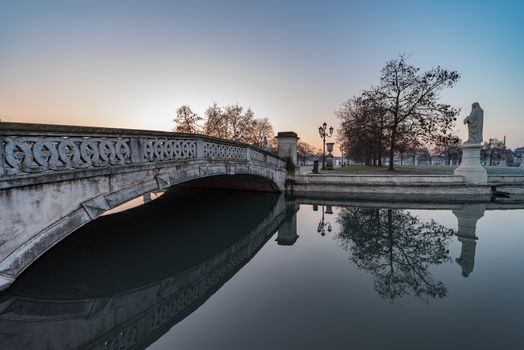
0, 189, 523, 350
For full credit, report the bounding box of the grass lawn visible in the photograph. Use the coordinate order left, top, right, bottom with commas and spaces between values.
325, 164, 524, 175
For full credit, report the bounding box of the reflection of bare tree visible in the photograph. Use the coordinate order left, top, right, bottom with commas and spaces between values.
337, 208, 455, 302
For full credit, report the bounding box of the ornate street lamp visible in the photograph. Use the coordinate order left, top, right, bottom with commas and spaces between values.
318, 122, 334, 169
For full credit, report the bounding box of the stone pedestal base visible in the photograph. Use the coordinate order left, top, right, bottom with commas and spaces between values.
326, 156, 334, 170
454, 143, 487, 183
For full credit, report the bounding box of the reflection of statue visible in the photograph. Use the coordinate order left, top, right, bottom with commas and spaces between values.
456, 237, 477, 277
464, 102, 483, 144
452, 204, 485, 277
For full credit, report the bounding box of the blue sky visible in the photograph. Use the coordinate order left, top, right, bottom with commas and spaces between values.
1, 0, 523, 148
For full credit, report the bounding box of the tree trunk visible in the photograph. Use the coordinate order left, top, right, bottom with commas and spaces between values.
388, 127, 397, 170
378, 142, 382, 167
378, 123, 383, 167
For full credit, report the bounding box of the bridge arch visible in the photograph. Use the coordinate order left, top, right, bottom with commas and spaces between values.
0, 123, 288, 290
0, 189, 291, 348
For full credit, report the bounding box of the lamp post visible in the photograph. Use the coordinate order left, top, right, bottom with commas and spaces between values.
318, 122, 334, 169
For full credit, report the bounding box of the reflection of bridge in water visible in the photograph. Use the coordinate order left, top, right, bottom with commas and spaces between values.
0, 189, 297, 350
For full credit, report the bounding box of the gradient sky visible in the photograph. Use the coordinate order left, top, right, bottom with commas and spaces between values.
1, 0, 523, 149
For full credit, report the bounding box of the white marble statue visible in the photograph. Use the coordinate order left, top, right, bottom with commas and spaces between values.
464, 102, 483, 144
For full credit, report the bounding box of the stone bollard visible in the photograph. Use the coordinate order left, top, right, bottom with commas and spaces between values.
452, 203, 486, 277
277, 132, 299, 178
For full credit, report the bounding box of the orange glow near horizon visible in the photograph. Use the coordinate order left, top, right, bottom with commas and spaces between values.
1, 1, 523, 150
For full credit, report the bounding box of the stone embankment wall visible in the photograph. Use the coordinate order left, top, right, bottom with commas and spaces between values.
288, 173, 524, 202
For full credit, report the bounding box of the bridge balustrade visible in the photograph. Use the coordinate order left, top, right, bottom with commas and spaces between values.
0, 123, 285, 179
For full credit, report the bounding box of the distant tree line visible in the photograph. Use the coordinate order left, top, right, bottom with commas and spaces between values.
337, 55, 462, 170
173, 103, 275, 148
297, 141, 320, 165
174, 103, 318, 156
481, 138, 515, 166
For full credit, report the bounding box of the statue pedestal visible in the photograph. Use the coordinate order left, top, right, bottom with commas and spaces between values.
454, 143, 487, 183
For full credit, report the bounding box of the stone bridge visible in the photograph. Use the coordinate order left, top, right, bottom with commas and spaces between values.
0, 122, 298, 291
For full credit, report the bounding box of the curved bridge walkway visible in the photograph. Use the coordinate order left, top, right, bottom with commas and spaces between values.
0, 123, 288, 291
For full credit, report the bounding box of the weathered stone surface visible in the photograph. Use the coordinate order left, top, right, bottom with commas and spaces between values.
82, 195, 110, 220
155, 174, 171, 190
290, 174, 493, 202
276, 132, 299, 167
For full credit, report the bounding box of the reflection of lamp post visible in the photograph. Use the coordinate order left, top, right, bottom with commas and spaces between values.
317, 205, 332, 236
318, 122, 334, 170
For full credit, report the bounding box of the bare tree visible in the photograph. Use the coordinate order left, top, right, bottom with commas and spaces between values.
222, 104, 248, 140
337, 93, 389, 166
174, 105, 202, 133
297, 141, 316, 165
372, 55, 460, 170
434, 134, 462, 165
202, 103, 275, 146
482, 138, 510, 166
202, 103, 227, 138
245, 117, 274, 147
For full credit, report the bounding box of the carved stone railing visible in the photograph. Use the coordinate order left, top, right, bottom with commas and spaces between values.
0, 123, 285, 177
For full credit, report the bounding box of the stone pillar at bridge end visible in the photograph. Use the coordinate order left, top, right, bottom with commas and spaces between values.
277, 132, 299, 177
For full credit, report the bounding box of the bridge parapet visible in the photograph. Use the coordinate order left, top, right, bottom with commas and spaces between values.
0, 122, 285, 183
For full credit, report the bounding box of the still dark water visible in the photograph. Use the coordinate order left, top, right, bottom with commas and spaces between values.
1, 189, 523, 350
